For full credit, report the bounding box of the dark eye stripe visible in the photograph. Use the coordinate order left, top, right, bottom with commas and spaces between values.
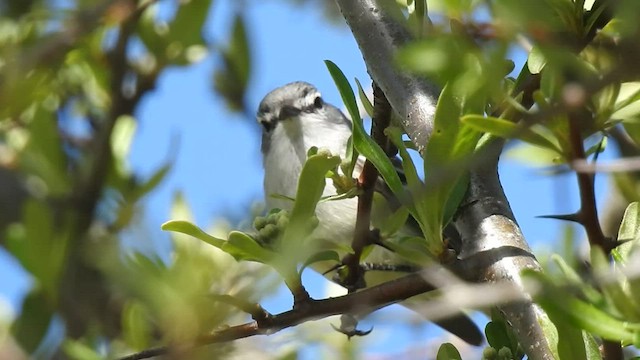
280, 105, 302, 118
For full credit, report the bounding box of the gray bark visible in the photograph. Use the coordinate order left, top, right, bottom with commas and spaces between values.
333, 0, 555, 358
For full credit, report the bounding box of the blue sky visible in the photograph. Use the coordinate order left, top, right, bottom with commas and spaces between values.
0, 0, 614, 356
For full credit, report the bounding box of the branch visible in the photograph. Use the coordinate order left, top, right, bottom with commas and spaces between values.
334, 1, 438, 152
119, 269, 444, 360
334, 1, 554, 358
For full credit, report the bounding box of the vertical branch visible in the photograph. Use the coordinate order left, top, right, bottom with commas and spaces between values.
567, 113, 612, 253
567, 114, 620, 359
344, 84, 393, 289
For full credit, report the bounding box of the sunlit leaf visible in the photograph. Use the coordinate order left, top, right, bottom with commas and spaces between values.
613, 202, 640, 263
528, 46, 547, 74
355, 78, 373, 117
162, 220, 226, 249
325, 60, 406, 201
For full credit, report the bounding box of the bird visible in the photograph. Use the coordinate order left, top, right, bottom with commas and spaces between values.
257, 81, 482, 345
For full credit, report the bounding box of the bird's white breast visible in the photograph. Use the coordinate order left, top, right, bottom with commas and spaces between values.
263, 114, 358, 245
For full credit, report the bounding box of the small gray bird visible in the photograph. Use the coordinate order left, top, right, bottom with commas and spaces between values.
257, 81, 482, 345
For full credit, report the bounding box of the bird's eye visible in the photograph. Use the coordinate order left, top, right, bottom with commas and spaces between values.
313, 96, 323, 109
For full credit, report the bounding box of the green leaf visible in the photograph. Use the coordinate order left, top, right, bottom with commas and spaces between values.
355, 78, 374, 117
286, 151, 341, 234
386, 127, 421, 190
462, 115, 562, 153
324, 60, 360, 178
528, 46, 547, 74
324, 60, 360, 127
419, 84, 480, 254
614, 202, 640, 263
325, 60, 406, 201
485, 321, 513, 352
161, 220, 226, 249
162, 220, 277, 263
583, 332, 602, 360
436, 343, 462, 360
226, 231, 276, 263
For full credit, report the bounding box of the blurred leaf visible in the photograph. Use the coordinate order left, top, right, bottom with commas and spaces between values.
122, 301, 151, 351
504, 141, 564, 166
548, 303, 589, 360
111, 115, 137, 176
436, 343, 462, 360
528, 46, 547, 74
213, 13, 251, 112
397, 35, 471, 86
528, 270, 637, 344
6, 200, 70, 296
133, 162, 172, 199
63, 339, 102, 360
462, 115, 562, 153
168, 0, 213, 48
137, 4, 169, 62
138, 0, 212, 66
419, 84, 480, 254
11, 291, 53, 353
20, 106, 69, 195
382, 236, 432, 264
